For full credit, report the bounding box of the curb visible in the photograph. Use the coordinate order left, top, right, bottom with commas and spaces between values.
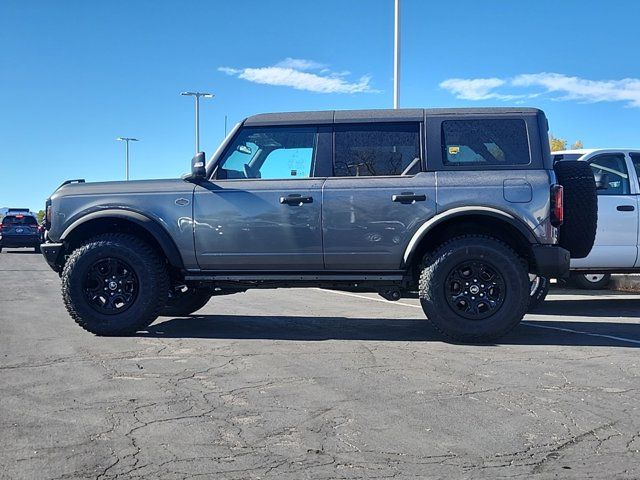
610, 274, 640, 293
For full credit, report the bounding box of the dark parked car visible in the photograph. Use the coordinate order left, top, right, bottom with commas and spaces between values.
0, 214, 42, 252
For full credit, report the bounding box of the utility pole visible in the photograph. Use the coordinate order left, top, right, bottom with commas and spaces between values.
116, 137, 139, 181
393, 0, 400, 109
180, 91, 213, 153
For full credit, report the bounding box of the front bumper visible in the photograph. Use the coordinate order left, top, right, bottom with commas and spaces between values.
532, 244, 570, 278
40, 242, 65, 272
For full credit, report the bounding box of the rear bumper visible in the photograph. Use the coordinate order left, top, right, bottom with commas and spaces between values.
532, 244, 570, 278
40, 242, 65, 272
0, 234, 41, 248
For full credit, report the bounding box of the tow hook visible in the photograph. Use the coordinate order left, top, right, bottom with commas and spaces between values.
378, 289, 401, 301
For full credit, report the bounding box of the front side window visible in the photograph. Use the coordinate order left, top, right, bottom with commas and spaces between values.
333, 123, 421, 177
589, 154, 630, 196
442, 118, 530, 166
216, 126, 316, 180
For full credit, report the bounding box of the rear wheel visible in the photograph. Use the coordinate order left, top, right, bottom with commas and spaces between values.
61, 234, 169, 335
571, 273, 611, 290
161, 287, 212, 317
419, 235, 529, 342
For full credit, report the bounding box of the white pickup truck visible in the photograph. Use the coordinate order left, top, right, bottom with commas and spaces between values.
529, 148, 640, 308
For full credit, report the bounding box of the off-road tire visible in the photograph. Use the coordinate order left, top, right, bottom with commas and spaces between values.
554, 160, 597, 259
570, 273, 611, 290
161, 288, 212, 317
419, 235, 529, 343
61, 234, 169, 335
528, 276, 550, 311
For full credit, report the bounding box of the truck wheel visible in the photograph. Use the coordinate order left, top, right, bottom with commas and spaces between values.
161, 287, 212, 317
571, 273, 611, 290
553, 160, 597, 259
419, 235, 529, 342
528, 275, 550, 311
61, 234, 169, 335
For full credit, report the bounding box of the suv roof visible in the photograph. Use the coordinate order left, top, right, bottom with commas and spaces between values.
244, 107, 544, 126
554, 149, 640, 156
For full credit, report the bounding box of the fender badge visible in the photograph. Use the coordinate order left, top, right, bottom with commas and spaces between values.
175, 198, 190, 206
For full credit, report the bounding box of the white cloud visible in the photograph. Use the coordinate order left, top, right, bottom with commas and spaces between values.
275, 58, 326, 71
441, 72, 640, 108
218, 59, 379, 94
439, 78, 521, 101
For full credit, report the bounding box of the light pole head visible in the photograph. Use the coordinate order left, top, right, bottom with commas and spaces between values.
116, 137, 139, 142
181, 91, 214, 99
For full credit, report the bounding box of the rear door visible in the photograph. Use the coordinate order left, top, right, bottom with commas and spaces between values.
1, 215, 39, 237
572, 152, 638, 269
321, 122, 436, 271
193, 125, 326, 271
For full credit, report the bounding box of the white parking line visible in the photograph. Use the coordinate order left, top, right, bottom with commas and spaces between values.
319, 289, 640, 346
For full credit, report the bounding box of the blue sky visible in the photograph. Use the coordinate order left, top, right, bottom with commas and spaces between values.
2, 0, 640, 211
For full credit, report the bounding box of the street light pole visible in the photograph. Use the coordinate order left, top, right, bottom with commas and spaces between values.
180, 91, 214, 153
116, 137, 139, 181
393, 0, 400, 109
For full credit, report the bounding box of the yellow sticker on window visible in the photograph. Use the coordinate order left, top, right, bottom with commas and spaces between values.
449, 146, 460, 155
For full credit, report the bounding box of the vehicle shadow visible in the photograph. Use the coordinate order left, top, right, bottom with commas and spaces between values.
142, 314, 640, 347
532, 296, 640, 318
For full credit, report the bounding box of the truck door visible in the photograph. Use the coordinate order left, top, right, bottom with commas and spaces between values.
193, 125, 325, 271
572, 152, 638, 269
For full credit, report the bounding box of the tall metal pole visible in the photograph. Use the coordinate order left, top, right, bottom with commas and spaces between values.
393, 0, 400, 109
181, 92, 213, 153
125, 140, 129, 181
116, 137, 139, 181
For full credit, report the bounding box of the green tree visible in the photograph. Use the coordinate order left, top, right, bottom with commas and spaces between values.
571, 140, 584, 149
36, 210, 45, 224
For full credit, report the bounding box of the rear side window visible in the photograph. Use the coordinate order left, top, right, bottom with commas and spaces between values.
589, 154, 630, 195
2, 215, 37, 225
442, 119, 530, 166
333, 123, 421, 177
630, 153, 640, 182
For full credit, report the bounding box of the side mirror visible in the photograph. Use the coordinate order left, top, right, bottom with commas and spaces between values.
191, 152, 206, 179
594, 172, 609, 190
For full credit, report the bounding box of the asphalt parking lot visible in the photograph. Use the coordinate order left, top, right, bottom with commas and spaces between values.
1, 250, 639, 479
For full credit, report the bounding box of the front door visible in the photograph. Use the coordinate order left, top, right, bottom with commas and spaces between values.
322, 122, 437, 271
572, 152, 639, 269
193, 125, 324, 271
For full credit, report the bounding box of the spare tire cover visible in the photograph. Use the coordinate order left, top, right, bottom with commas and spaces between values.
553, 160, 597, 259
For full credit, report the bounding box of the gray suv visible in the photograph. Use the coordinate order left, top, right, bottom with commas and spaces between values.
41, 108, 597, 342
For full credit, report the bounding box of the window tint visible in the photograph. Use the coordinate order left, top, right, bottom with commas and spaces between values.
333, 123, 421, 177
2, 215, 37, 225
589, 154, 630, 196
442, 119, 530, 166
217, 127, 316, 180
630, 153, 640, 182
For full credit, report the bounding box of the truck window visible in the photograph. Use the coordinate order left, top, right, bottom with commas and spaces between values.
442, 119, 530, 166
217, 127, 316, 180
589, 154, 630, 195
333, 123, 421, 177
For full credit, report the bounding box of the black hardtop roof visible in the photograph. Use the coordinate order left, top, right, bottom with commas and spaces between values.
243, 107, 544, 126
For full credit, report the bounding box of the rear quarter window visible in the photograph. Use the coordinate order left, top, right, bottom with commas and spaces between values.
442, 118, 530, 166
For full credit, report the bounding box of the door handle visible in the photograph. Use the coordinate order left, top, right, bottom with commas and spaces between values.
280, 194, 313, 206
617, 205, 635, 211
392, 192, 427, 204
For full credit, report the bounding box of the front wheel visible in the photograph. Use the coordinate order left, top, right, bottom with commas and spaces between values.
61, 234, 169, 335
419, 235, 529, 343
571, 273, 611, 290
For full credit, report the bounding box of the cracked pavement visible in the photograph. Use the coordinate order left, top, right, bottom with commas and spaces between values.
1, 250, 639, 479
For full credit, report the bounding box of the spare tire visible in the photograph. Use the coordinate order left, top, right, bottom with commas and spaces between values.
553, 160, 597, 259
